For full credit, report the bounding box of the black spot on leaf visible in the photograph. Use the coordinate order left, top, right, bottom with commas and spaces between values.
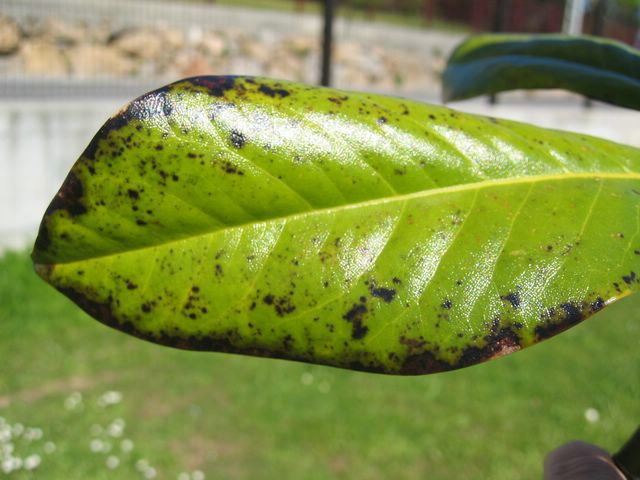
369, 284, 396, 303
500, 291, 521, 309
230, 130, 246, 149
258, 84, 290, 98
343, 300, 368, 340
622, 271, 636, 284
189, 76, 237, 97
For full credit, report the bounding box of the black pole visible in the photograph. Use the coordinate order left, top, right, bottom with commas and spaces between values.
320, 0, 335, 86
489, 0, 511, 104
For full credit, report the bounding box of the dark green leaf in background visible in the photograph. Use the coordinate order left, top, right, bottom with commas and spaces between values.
32, 76, 640, 374
442, 34, 640, 110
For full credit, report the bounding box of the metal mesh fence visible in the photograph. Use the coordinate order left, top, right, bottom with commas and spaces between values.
1, 0, 637, 99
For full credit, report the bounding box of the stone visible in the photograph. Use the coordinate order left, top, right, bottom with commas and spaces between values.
166, 48, 225, 78
38, 17, 87, 46
264, 51, 303, 81
200, 31, 226, 58
111, 28, 164, 61
87, 20, 113, 44
162, 26, 185, 51
284, 35, 317, 59
0, 16, 20, 55
67, 44, 134, 77
19, 40, 68, 75
238, 37, 270, 60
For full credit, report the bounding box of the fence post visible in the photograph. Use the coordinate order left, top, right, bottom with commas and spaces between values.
320, 0, 335, 87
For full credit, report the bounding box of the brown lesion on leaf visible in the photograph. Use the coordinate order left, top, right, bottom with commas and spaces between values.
186, 76, 238, 97
534, 295, 608, 341
45, 171, 87, 217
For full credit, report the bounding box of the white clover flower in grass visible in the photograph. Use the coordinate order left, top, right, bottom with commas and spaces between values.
108, 418, 126, 438
300, 372, 314, 385
177, 473, 191, 480
65, 392, 83, 411
192, 470, 205, 480
11, 423, 24, 437
24, 427, 43, 442
136, 459, 150, 472
0, 426, 11, 443
44, 441, 56, 454
2, 442, 14, 455
24, 454, 41, 471
106, 455, 120, 469
90, 439, 104, 453
120, 439, 134, 453
10, 456, 23, 470
585, 407, 600, 423
2, 459, 14, 474
98, 391, 123, 407
144, 466, 157, 479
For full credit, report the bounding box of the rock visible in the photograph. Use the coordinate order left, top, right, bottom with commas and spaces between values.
111, 28, 164, 61
67, 44, 134, 77
162, 26, 185, 51
38, 17, 87, 46
87, 19, 113, 44
200, 31, 226, 58
264, 50, 303, 81
229, 57, 263, 77
284, 35, 317, 59
335, 42, 363, 64
19, 40, 68, 75
239, 37, 270, 61
186, 25, 204, 46
166, 48, 226, 78
0, 16, 20, 55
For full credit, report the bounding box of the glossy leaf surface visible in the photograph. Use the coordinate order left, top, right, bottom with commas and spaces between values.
442, 34, 640, 110
33, 76, 640, 375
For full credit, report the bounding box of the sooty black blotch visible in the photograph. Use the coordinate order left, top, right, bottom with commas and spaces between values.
369, 284, 396, 303
500, 291, 521, 309
343, 298, 369, 340
258, 83, 290, 98
230, 130, 246, 149
622, 271, 637, 285
45, 172, 87, 217
263, 294, 295, 317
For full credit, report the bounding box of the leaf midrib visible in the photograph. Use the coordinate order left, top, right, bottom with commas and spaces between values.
40, 171, 640, 266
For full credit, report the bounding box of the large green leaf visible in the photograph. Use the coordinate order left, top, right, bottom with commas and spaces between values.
33, 76, 640, 375
442, 34, 640, 110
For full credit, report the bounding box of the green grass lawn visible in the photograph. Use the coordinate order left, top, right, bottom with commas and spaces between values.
1, 249, 638, 479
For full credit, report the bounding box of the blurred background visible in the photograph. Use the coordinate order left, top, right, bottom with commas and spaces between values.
1, 1, 639, 479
